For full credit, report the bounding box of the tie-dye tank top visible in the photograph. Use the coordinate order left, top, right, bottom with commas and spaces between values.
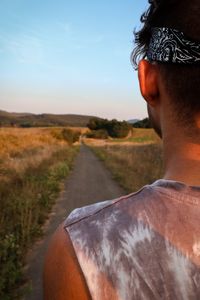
64, 179, 200, 300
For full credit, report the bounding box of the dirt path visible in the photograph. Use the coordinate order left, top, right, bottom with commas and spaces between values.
24, 144, 125, 300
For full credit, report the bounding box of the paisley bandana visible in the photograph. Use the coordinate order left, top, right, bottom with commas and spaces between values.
147, 27, 200, 64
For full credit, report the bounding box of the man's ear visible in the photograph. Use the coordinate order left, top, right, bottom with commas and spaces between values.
138, 60, 159, 107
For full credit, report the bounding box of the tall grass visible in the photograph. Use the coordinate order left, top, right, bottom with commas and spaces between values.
0, 128, 79, 299
91, 143, 164, 193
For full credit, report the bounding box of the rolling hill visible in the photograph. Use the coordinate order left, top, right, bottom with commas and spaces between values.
0, 110, 98, 127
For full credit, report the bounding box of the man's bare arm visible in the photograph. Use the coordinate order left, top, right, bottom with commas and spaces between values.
43, 224, 91, 300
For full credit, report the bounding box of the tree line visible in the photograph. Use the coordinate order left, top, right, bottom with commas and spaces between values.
87, 118, 132, 139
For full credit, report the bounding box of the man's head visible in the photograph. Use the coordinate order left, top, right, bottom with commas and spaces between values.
132, 0, 200, 138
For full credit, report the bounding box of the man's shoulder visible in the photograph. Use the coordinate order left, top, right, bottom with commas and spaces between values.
64, 183, 155, 230
64, 178, 196, 235
58, 180, 200, 300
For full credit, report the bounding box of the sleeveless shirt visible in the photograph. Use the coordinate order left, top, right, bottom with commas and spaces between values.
64, 179, 200, 300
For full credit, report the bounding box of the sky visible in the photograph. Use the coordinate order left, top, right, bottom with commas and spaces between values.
0, 0, 149, 120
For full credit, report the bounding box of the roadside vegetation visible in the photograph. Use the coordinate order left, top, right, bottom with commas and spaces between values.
87, 117, 132, 139
0, 127, 80, 299
86, 129, 163, 192
109, 128, 160, 144
132, 117, 152, 128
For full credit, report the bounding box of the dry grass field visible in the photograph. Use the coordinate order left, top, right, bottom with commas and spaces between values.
0, 127, 80, 299
86, 129, 164, 192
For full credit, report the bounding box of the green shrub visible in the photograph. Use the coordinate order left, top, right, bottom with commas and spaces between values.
132, 118, 152, 128
87, 118, 131, 138
86, 129, 108, 139
51, 128, 81, 145
106, 120, 131, 138
19, 122, 32, 128
0, 234, 22, 298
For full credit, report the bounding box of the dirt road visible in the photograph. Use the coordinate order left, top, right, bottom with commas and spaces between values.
24, 144, 125, 300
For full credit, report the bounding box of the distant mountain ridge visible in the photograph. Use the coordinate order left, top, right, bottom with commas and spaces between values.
0, 110, 99, 127
127, 118, 140, 124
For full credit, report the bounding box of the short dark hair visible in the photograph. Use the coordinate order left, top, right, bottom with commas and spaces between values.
132, 0, 200, 129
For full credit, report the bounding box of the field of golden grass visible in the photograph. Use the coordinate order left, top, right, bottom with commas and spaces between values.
0, 127, 80, 299
0, 126, 84, 157
0, 128, 64, 179
87, 129, 164, 193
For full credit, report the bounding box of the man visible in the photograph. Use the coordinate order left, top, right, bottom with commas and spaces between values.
44, 0, 200, 299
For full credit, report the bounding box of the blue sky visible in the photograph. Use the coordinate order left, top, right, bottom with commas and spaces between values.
0, 0, 149, 120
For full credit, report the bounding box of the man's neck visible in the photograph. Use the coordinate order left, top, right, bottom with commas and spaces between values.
163, 135, 200, 186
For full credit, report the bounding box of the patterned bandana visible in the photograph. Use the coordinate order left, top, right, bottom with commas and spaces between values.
147, 27, 200, 64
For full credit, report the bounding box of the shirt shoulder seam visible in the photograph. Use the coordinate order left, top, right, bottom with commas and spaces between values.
64, 185, 148, 229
